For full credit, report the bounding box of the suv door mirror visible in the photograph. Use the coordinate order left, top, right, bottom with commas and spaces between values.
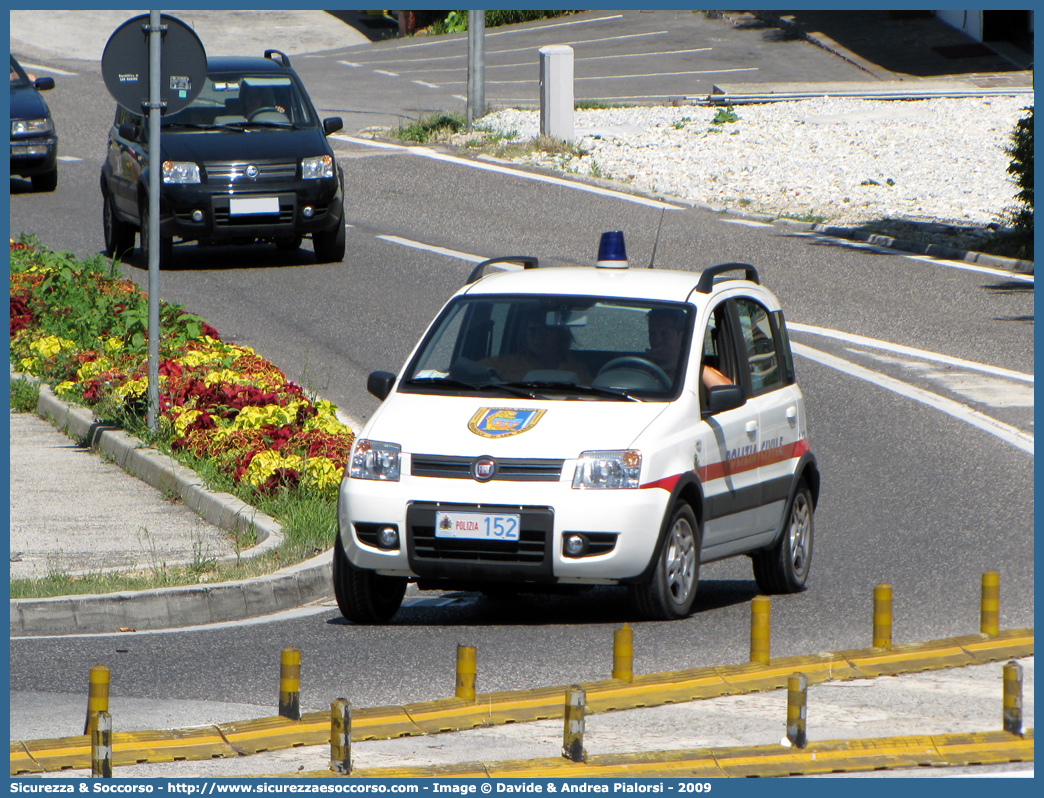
323, 117, 343, 136
367, 370, 396, 401
33, 76, 55, 91
706, 384, 745, 414
118, 122, 139, 142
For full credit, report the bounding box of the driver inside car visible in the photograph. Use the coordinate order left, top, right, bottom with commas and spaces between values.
645, 307, 731, 389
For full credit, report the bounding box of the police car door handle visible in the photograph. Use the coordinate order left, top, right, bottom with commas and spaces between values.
746, 420, 758, 436
786, 406, 798, 425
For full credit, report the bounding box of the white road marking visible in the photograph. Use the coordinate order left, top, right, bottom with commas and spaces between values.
338, 61, 361, 68
391, 48, 715, 76
373, 69, 400, 77
719, 218, 773, 228
376, 235, 487, 263
57, 155, 82, 162
412, 80, 440, 89
19, 62, 77, 76
390, 14, 626, 50
334, 135, 684, 211
788, 322, 1033, 384
793, 342, 1033, 454
903, 253, 1034, 282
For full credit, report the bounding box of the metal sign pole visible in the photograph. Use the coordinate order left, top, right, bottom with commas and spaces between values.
466, 10, 485, 132
146, 9, 162, 430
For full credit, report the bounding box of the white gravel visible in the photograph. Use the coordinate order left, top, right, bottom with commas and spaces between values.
468, 96, 1031, 229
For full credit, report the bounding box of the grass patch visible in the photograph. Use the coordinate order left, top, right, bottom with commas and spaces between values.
9, 378, 39, 413
392, 112, 467, 143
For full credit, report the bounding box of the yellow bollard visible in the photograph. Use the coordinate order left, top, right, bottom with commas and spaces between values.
91, 711, 112, 778
750, 595, 771, 664
786, 673, 808, 749
279, 646, 301, 720
330, 698, 352, 774
455, 644, 476, 701
873, 583, 893, 650
1003, 661, 1023, 736
84, 664, 110, 736
612, 624, 633, 683
561, 686, 587, 762
980, 571, 1000, 636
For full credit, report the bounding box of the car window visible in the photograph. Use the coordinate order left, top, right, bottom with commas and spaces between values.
402, 295, 692, 400
10, 56, 31, 88
735, 298, 783, 395
163, 72, 313, 128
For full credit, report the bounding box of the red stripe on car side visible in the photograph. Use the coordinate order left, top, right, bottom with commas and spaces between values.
642, 438, 811, 489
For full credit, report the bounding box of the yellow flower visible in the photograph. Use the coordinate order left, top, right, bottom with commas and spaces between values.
54, 381, 78, 397
202, 369, 242, 387
29, 335, 76, 359
302, 457, 344, 493
245, 450, 303, 487
18, 357, 38, 374
114, 376, 149, 400
76, 358, 112, 382
173, 409, 203, 438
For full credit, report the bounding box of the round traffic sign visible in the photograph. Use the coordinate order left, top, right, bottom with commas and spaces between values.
101, 14, 207, 116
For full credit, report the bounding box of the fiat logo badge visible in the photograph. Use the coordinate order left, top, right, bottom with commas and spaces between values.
472, 457, 496, 482
245, 164, 259, 179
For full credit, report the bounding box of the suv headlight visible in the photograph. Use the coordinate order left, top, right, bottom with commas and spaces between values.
11, 117, 53, 136
162, 160, 201, 184
350, 439, 401, 481
301, 154, 334, 180
572, 450, 641, 490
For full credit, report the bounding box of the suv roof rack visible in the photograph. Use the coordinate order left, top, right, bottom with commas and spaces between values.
466, 256, 539, 284
264, 49, 290, 68
695, 262, 759, 294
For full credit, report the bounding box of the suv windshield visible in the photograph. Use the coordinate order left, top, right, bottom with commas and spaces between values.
401, 295, 693, 401
161, 72, 313, 130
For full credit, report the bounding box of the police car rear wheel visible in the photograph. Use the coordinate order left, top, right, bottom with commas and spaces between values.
752, 480, 814, 593
631, 504, 700, 620
332, 531, 407, 624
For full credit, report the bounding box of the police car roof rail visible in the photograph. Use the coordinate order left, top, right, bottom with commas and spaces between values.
264, 50, 291, 68
466, 256, 540, 284
695, 262, 759, 294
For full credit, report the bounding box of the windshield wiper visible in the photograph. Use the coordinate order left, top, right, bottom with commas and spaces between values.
403, 377, 538, 398
504, 381, 640, 402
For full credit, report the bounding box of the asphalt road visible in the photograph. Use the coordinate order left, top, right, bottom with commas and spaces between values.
8, 10, 1034, 739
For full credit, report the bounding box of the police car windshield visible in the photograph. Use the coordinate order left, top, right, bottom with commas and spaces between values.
401, 295, 692, 401
161, 73, 312, 129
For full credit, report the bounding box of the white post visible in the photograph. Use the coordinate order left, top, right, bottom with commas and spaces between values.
539, 45, 573, 142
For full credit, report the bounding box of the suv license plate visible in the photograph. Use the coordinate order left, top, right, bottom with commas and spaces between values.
435, 511, 521, 542
229, 197, 279, 215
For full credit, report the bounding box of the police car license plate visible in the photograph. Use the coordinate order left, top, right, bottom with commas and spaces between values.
229, 197, 279, 215
435, 511, 520, 542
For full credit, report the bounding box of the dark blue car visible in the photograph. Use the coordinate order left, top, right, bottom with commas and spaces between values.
10, 55, 58, 192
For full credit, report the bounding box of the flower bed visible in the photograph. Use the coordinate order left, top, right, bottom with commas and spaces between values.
9, 237, 355, 502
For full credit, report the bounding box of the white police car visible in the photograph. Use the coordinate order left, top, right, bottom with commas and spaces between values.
335, 232, 819, 622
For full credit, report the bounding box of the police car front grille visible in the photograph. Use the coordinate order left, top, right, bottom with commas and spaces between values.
205, 162, 297, 181
411, 455, 564, 482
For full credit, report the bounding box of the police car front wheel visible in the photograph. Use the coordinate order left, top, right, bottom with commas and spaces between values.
631, 503, 700, 620
332, 533, 407, 624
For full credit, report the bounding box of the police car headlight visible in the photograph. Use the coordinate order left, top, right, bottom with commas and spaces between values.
572, 450, 641, 490
162, 160, 200, 184
350, 439, 401, 481
11, 117, 52, 136
301, 154, 334, 179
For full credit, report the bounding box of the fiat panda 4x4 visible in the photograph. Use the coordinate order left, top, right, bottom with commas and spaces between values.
100, 50, 345, 268
335, 232, 819, 622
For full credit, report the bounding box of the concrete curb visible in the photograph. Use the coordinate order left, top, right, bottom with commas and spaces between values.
9, 374, 334, 637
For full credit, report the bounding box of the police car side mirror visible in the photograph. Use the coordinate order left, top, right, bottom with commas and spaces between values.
367, 370, 396, 401
34, 77, 55, 91
118, 122, 139, 142
323, 117, 343, 136
706, 384, 745, 414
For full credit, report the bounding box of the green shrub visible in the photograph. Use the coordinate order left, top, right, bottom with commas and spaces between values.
427, 10, 583, 34
1006, 106, 1033, 232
